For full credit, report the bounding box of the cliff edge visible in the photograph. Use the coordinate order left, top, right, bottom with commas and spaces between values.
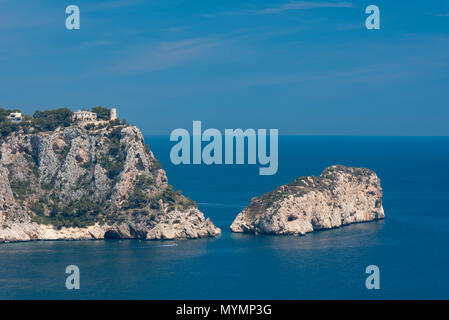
230, 165, 385, 235
0, 123, 220, 242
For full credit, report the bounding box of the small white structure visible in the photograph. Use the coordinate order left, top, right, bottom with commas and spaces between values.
7, 112, 22, 123
109, 108, 117, 121
72, 110, 97, 122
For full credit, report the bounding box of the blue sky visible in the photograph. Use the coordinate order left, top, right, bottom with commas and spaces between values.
1, 0, 449, 135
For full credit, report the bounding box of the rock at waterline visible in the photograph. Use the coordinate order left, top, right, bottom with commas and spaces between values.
230, 165, 385, 236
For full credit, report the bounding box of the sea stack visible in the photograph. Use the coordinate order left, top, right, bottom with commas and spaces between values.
230, 165, 385, 236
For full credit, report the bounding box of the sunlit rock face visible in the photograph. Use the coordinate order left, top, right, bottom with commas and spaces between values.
0, 125, 220, 242
231, 165, 385, 236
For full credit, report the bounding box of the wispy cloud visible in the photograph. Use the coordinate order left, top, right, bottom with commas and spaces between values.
203, 1, 355, 18
0, 7, 55, 30
107, 38, 218, 74
168, 25, 193, 33
80, 40, 114, 48
255, 1, 355, 15
86, 0, 145, 11
426, 13, 449, 17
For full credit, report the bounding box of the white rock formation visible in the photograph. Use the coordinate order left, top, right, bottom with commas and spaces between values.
230, 165, 385, 236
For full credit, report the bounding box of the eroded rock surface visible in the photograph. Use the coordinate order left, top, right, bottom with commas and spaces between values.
230, 165, 385, 236
0, 124, 220, 242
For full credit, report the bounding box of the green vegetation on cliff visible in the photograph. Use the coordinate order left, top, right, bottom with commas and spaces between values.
0, 107, 200, 230
0, 106, 124, 138
32, 108, 73, 131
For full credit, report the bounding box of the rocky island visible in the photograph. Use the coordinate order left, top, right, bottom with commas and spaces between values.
231, 165, 385, 236
0, 107, 221, 242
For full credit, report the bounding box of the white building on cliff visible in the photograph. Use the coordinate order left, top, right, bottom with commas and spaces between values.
7, 112, 22, 123
72, 110, 97, 122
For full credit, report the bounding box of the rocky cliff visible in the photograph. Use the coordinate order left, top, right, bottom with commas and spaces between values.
230, 165, 385, 235
0, 123, 220, 242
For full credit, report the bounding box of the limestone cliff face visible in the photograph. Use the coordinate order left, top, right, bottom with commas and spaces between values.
0, 124, 220, 242
230, 165, 385, 235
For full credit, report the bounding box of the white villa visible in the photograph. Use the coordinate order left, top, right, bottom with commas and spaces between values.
72, 108, 118, 123
7, 112, 22, 123
72, 110, 97, 122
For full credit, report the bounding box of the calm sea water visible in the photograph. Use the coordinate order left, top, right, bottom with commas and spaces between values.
1, 136, 448, 299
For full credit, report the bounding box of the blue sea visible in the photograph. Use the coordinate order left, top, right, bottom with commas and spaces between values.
1, 136, 448, 299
